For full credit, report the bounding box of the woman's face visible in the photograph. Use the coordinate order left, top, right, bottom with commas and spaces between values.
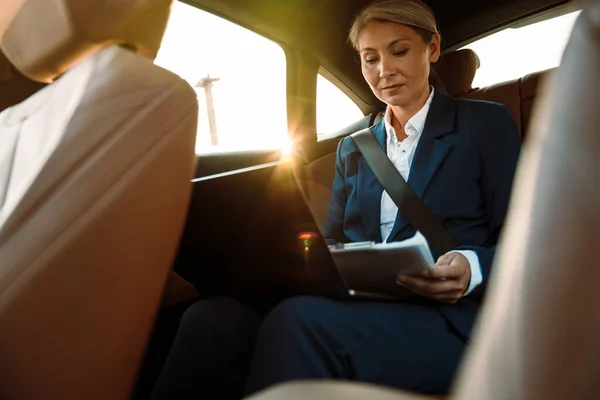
358, 21, 440, 108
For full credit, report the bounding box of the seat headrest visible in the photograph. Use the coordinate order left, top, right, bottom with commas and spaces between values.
433, 48, 480, 97
0, 0, 173, 83
0, 0, 26, 39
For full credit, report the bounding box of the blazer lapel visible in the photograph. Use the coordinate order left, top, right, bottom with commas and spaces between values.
357, 120, 386, 242
389, 92, 456, 240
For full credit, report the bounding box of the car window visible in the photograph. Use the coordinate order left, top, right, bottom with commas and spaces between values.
155, 1, 288, 155
317, 73, 364, 139
461, 10, 580, 88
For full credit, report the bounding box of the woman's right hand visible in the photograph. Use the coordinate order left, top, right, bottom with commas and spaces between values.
396, 252, 471, 304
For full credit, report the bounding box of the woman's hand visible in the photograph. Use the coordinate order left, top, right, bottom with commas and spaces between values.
396, 252, 471, 304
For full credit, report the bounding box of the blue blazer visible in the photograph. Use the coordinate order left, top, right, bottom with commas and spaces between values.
322, 91, 521, 338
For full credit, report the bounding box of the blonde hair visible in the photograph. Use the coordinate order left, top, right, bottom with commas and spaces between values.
348, 0, 440, 50
348, 0, 446, 93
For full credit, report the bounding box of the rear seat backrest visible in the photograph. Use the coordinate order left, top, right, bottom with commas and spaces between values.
464, 78, 523, 136
520, 70, 555, 135
464, 69, 555, 140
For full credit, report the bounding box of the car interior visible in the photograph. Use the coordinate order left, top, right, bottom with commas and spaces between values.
0, 0, 597, 399
248, 3, 600, 399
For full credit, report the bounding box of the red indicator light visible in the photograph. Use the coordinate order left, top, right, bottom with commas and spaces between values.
298, 233, 314, 241
298, 232, 319, 250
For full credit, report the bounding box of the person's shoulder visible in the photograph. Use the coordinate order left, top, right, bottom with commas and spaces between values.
337, 120, 383, 154
337, 134, 355, 154
333, 134, 357, 164
452, 97, 520, 144
454, 97, 512, 120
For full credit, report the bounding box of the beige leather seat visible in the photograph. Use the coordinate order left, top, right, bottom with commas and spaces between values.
0, 1, 198, 399
464, 69, 555, 139
0, 0, 25, 39
248, 2, 600, 400
433, 48, 480, 98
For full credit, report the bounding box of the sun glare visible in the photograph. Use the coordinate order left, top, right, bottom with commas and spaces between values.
280, 137, 294, 156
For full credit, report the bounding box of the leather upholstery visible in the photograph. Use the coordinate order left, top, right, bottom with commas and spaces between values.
464, 77, 522, 135
464, 69, 554, 139
0, 0, 199, 398
520, 70, 554, 135
1, 0, 172, 82
433, 49, 480, 97
254, 3, 599, 399
0, 0, 25, 39
246, 381, 437, 400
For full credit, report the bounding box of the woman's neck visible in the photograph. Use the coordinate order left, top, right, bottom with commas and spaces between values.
388, 85, 431, 138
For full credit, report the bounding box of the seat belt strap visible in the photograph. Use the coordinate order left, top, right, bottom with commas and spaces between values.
351, 128, 456, 256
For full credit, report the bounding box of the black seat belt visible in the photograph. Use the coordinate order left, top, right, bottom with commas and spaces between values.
351, 128, 456, 256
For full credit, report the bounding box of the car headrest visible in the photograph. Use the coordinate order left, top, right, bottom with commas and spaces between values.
434, 48, 480, 97
0, 0, 25, 39
0, 0, 173, 83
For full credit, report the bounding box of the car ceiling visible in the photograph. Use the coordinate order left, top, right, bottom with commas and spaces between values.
186, 0, 570, 109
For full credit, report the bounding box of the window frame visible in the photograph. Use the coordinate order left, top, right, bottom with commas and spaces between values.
318, 66, 370, 115
445, 2, 580, 53
316, 67, 366, 138
158, 1, 294, 156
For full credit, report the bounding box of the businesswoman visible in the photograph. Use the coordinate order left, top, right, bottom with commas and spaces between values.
149, 0, 521, 398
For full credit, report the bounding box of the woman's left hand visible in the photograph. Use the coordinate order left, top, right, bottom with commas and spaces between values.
397, 252, 471, 304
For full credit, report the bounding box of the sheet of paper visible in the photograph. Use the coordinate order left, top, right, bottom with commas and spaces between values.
328, 231, 436, 297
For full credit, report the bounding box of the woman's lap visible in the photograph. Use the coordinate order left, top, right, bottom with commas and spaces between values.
149, 296, 467, 399
245, 296, 467, 395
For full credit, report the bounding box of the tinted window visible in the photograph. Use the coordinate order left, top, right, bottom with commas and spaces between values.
155, 2, 288, 155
